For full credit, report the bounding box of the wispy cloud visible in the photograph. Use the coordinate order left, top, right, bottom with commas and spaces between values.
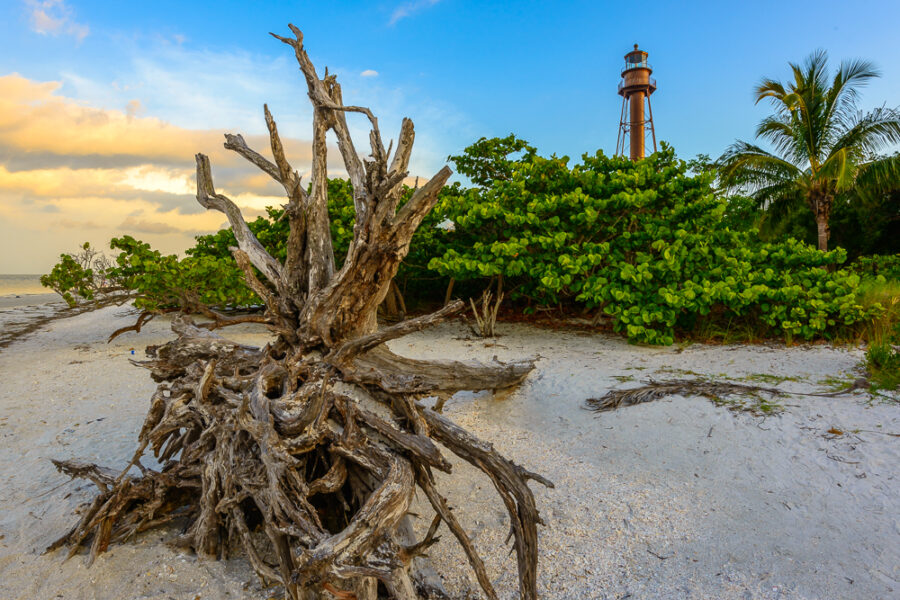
360, 69, 379, 78
119, 216, 184, 235
26, 0, 89, 42
389, 0, 441, 25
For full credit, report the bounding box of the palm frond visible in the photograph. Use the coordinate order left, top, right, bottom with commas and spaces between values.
829, 107, 900, 157
718, 141, 802, 192
753, 179, 807, 212
827, 58, 879, 108
800, 49, 830, 91
756, 115, 802, 159
754, 77, 788, 106
853, 154, 900, 202
819, 147, 856, 191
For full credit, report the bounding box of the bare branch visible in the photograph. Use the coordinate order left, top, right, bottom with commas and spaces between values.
223, 133, 294, 192
195, 153, 284, 287
271, 26, 368, 217
391, 166, 453, 247
328, 300, 464, 365
389, 118, 416, 178
107, 310, 156, 343
415, 464, 498, 600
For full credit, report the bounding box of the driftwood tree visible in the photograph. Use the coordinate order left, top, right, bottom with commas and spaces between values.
51, 25, 551, 600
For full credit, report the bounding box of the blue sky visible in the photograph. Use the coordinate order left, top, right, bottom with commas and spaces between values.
0, 0, 898, 272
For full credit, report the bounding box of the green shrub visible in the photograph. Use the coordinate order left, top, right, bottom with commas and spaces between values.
108, 236, 258, 312
40, 242, 114, 307
43, 141, 887, 346
429, 140, 881, 344
858, 278, 900, 390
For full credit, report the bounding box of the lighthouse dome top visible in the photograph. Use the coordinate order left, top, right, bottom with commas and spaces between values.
624, 44, 650, 72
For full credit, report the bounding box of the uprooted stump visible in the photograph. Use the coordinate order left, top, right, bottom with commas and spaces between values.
49, 24, 551, 600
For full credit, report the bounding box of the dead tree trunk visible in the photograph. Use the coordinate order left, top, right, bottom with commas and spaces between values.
50, 25, 550, 600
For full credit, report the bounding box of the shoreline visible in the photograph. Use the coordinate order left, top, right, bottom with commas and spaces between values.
0, 292, 61, 310
0, 295, 93, 351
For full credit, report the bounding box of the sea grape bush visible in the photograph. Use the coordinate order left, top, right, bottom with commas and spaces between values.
429, 139, 880, 344
40, 242, 119, 307
41, 243, 103, 306
44, 237, 261, 313
107, 236, 258, 312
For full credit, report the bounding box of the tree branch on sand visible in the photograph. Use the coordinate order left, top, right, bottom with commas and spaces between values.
49, 25, 551, 600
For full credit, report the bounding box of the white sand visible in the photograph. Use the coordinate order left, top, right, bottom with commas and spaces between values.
0, 305, 897, 599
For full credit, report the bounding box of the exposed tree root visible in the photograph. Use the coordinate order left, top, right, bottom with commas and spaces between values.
50, 24, 551, 600
52, 320, 549, 598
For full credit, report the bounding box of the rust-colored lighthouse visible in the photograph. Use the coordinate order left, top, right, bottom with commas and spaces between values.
616, 44, 657, 161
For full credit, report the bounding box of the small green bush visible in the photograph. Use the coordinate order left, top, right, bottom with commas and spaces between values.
40, 242, 114, 307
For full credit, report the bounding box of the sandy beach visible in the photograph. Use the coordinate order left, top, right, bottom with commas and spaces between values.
0, 303, 897, 599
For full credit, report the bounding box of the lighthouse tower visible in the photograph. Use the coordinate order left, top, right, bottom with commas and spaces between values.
616, 44, 657, 161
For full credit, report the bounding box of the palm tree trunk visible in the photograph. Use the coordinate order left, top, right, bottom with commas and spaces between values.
816, 214, 829, 251
808, 189, 832, 252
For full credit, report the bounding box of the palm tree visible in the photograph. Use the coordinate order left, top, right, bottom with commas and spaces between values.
718, 50, 900, 251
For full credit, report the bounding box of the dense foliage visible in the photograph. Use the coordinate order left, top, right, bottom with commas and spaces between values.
735, 185, 900, 260
429, 138, 881, 344
851, 254, 900, 281
108, 236, 257, 312
44, 135, 892, 346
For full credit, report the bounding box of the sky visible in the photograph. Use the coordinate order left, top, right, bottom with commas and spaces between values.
1, 0, 898, 273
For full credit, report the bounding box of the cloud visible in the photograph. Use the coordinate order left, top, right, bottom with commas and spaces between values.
0, 73, 321, 272
0, 73, 316, 180
360, 69, 379, 78
0, 25, 477, 272
125, 99, 145, 119
54, 218, 104, 229
26, 0, 89, 42
389, 0, 441, 25
119, 216, 184, 234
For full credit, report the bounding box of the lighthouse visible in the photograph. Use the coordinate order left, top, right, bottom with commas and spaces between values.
616, 44, 657, 161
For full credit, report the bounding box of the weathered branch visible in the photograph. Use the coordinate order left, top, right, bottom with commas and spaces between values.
304, 104, 336, 296
195, 153, 284, 287
328, 300, 464, 365
421, 407, 553, 600
223, 132, 298, 195
389, 118, 416, 179
347, 346, 535, 394
416, 464, 498, 600
263, 104, 303, 197
391, 166, 453, 250
271, 25, 368, 220
107, 310, 156, 343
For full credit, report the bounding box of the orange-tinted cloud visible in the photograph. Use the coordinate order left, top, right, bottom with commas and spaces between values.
0, 73, 319, 272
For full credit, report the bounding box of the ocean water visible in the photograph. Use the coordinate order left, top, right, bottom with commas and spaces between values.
0, 274, 46, 296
